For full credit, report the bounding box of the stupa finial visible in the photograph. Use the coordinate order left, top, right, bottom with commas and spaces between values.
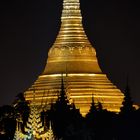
61, 0, 81, 21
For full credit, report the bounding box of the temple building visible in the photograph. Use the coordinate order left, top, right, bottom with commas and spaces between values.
13, 94, 55, 140
25, 0, 124, 116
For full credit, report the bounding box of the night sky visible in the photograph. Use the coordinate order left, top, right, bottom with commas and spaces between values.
0, 0, 140, 106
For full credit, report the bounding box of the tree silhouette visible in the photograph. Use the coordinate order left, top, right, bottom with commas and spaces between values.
0, 105, 16, 139
64, 102, 84, 140
48, 76, 72, 139
85, 95, 98, 128
120, 81, 135, 115
118, 79, 137, 140
12, 92, 30, 126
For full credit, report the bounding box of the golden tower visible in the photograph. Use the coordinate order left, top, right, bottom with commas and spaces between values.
25, 0, 124, 116
13, 97, 55, 140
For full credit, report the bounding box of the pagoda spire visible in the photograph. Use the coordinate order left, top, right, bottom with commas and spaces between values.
43, 0, 102, 74
45, 122, 55, 140
52, 0, 91, 46
13, 118, 24, 140
55, 0, 87, 45
61, 0, 82, 20
24, 90, 44, 139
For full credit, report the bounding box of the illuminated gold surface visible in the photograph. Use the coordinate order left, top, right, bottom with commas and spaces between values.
43, 0, 101, 74
25, 0, 124, 116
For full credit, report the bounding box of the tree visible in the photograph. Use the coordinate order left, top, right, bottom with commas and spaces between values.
48, 77, 72, 139
64, 102, 84, 140
12, 93, 30, 128
0, 105, 16, 139
85, 95, 97, 124
120, 82, 135, 115
118, 79, 136, 140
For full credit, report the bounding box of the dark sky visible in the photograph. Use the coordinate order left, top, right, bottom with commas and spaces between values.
0, 0, 140, 106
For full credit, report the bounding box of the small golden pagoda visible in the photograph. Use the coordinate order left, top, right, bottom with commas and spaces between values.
24, 94, 46, 139
13, 100, 55, 140
13, 118, 25, 140
25, 0, 124, 116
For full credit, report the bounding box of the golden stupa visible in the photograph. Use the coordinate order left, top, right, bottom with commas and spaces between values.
25, 0, 124, 116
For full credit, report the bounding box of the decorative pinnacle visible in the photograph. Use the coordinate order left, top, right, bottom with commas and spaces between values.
61, 0, 82, 21
52, 0, 90, 46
